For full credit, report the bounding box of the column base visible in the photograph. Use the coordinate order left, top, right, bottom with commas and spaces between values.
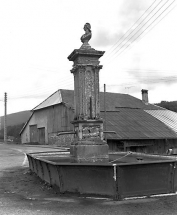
70, 141, 109, 163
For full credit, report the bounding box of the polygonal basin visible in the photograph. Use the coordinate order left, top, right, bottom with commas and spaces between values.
27, 151, 177, 200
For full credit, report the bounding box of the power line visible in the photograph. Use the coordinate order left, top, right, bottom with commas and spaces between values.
7, 78, 73, 99
3, 2, 176, 101
9, 72, 177, 100
6, 70, 177, 100
104, 0, 174, 65
121, 68, 177, 73
100, 76, 177, 89
102, 76, 177, 80
8, 78, 74, 99
104, 0, 175, 67
17, 76, 73, 93
6, 66, 74, 98
102, 0, 162, 62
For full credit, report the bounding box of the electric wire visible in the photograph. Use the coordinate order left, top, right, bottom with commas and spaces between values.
106, 1, 176, 65
7, 77, 73, 99
11, 75, 73, 94
100, 76, 177, 92
102, 0, 162, 62
121, 68, 177, 73
3, 1, 176, 101
8, 78, 74, 99
104, 0, 175, 67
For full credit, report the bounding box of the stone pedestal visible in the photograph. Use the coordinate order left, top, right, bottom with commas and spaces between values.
70, 119, 109, 163
68, 26, 108, 163
70, 144, 109, 163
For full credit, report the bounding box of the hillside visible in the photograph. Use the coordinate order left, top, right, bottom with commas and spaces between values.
155, 101, 177, 113
0, 110, 31, 127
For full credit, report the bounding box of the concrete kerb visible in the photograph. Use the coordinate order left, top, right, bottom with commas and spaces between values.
21, 144, 70, 151
0, 142, 69, 151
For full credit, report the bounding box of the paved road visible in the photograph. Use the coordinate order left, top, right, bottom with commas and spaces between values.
1, 143, 177, 215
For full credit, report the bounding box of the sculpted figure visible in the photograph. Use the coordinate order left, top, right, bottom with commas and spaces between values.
81, 23, 92, 44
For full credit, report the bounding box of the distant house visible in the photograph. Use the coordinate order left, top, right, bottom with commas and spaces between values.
20, 89, 177, 154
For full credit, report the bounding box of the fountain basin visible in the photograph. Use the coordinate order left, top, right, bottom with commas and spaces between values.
27, 151, 177, 200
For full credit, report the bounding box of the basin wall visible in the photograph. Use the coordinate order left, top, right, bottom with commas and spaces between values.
27, 154, 116, 198
27, 153, 177, 200
116, 161, 177, 199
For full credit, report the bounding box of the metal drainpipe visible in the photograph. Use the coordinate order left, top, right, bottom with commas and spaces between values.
57, 131, 76, 136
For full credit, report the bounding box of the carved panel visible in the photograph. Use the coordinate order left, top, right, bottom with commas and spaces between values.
75, 56, 99, 65
95, 69, 100, 118
82, 125, 100, 139
74, 73, 77, 119
79, 69, 83, 118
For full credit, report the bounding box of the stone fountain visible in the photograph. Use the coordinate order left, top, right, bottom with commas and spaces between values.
68, 22, 108, 163
27, 24, 177, 200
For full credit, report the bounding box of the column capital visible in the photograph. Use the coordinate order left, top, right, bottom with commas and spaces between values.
68, 49, 105, 62
70, 64, 103, 73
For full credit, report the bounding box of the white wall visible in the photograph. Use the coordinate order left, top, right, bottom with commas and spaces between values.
21, 109, 48, 144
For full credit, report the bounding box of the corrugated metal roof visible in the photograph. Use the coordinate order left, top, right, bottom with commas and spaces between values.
100, 92, 163, 111
60, 89, 74, 108
145, 110, 177, 133
33, 89, 164, 111
28, 89, 177, 140
100, 110, 177, 140
33, 90, 62, 111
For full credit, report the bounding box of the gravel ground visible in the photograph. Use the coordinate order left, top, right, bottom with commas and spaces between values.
1, 143, 177, 215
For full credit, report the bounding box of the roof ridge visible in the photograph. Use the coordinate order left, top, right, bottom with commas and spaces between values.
32, 89, 163, 111
151, 103, 166, 110
57, 89, 62, 103
32, 89, 61, 111
115, 107, 141, 109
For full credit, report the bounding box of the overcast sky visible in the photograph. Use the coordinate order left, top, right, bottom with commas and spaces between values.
0, 0, 177, 116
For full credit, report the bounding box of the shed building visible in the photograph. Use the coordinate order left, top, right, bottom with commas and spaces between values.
20, 89, 177, 154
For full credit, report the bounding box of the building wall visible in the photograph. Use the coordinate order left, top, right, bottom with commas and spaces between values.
108, 139, 177, 155
21, 103, 177, 153
21, 104, 74, 145
21, 123, 30, 144
48, 132, 74, 147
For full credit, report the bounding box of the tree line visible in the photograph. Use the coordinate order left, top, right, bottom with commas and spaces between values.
155, 101, 177, 113
0, 123, 25, 143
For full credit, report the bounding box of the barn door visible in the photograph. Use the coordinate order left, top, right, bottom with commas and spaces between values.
30, 125, 38, 143
38, 127, 45, 144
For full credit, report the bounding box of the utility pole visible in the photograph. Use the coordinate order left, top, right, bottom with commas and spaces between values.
4, 92, 7, 144
104, 84, 107, 140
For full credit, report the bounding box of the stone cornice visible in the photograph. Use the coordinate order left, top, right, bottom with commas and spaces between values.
70, 64, 103, 73
68, 49, 105, 62
71, 119, 103, 124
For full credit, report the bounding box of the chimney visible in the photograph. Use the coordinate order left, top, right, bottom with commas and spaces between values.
141, 89, 148, 103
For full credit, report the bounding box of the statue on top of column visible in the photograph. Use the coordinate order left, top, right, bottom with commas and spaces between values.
81, 23, 92, 44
